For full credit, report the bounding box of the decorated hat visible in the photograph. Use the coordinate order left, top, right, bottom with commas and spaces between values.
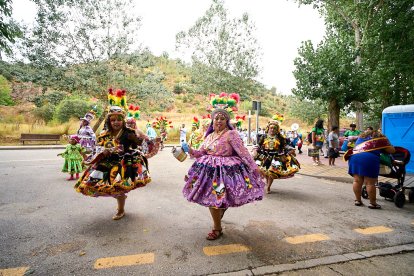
108, 106, 125, 117
69, 134, 80, 143
127, 104, 140, 120
208, 92, 240, 121
80, 112, 95, 122
234, 115, 246, 128
192, 117, 200, 128
201, 114, 211, 127
107, 88, 128, 117
152, 116, 173, 129
270, 112, 284, 124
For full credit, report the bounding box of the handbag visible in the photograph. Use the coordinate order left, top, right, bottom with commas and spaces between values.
307, 148, 319, 157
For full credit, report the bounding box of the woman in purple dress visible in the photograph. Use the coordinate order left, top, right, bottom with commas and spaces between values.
77, 112, 96, 154
183, 108, 265, 240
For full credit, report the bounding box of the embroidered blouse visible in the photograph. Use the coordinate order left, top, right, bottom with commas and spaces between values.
191, 129, 258, 171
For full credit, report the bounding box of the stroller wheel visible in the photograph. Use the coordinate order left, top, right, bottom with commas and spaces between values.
408, 190, 414, 203
361, 186, 369, 199
394, 191, 406, 208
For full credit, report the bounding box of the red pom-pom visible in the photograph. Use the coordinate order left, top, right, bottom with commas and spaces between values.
229, 93, 240, 103
219, 92, 227, 98
116, 89, 123, 97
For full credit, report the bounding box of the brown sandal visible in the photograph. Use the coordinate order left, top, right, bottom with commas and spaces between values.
368, 203, 381, 209
112, 211, 125, 220
206, 229, 223, 240
354, 200, 363, 206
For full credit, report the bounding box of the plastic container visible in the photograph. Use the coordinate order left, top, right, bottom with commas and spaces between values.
382, 104, 414, 173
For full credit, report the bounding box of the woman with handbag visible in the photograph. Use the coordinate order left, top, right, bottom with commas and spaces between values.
345, 129, 395, 209
310, 119, 325, 165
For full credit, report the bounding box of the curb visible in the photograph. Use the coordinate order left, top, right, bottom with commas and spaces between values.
210, 243, 414, 276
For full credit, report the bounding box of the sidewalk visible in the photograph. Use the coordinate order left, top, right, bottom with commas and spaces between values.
296, 145, 414, 187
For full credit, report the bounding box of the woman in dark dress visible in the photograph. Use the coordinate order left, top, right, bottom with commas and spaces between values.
347, 130, 395, 209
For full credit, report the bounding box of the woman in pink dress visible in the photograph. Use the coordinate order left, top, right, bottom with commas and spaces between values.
183, 108, 265, 240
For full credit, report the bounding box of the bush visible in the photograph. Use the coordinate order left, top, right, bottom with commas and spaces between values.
0, 75, 14, 106
55, 98, 91, 122
173, 83, 184, 94
32, 90, 67, 108
34, 103, 56, 122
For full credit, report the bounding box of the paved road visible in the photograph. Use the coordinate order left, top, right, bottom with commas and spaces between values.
0, 149, 413, 275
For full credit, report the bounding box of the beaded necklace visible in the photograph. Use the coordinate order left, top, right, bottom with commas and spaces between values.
205, 129, 227, 151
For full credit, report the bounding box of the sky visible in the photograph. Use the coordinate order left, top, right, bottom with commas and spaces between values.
12, 0, 326, 94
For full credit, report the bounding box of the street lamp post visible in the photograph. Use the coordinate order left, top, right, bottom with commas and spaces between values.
248, 110, 252, 145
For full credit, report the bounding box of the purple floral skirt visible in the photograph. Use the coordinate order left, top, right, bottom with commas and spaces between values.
183, 155, 265, 208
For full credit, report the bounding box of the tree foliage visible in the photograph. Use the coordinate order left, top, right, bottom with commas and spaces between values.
0, 74, 14, 105
176, 0, 262, 95
287, 96, 327, 125
23, 0, 141, 65
294, 0, 414, 127
15, 0, 142, 99
0, 0, 22, 57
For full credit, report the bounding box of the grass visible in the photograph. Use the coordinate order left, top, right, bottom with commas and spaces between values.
0, 111, 284, 145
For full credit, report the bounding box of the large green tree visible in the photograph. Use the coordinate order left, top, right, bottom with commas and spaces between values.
293, 31, 367, 130
17, 0, 143, 129
295, 0, 414, 127
175, 0, 262, 96
0, 0, 22, 59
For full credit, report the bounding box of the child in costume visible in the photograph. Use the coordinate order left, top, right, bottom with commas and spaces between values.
77, 110, 96, 154
58, 135, 86, 180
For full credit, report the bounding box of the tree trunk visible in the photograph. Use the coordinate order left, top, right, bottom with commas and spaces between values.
353, 16, 364, 130
92, 108, 108, 133
328, 98, 340, 131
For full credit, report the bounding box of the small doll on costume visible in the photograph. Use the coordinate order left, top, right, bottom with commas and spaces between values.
188, 117, 203, 150
152, 116, 173, 151
58, 135, 86, 180
125, 104, 160, 158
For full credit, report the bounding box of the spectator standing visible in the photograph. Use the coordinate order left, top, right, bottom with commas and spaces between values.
327, 126, 340, 166
344, 123, 361, 149
311, 119, 325, 165
346, 130, 395, 209
179, 124, 187, 145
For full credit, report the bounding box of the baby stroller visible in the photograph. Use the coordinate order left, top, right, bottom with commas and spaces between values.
362, 146, 412, 208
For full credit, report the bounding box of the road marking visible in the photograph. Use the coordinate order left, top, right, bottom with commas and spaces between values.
284, 233, 330, 244
203, 244, 250, 256
0, 267, 29, 276
94, 253, 155, 269
354, 226, 393, 235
